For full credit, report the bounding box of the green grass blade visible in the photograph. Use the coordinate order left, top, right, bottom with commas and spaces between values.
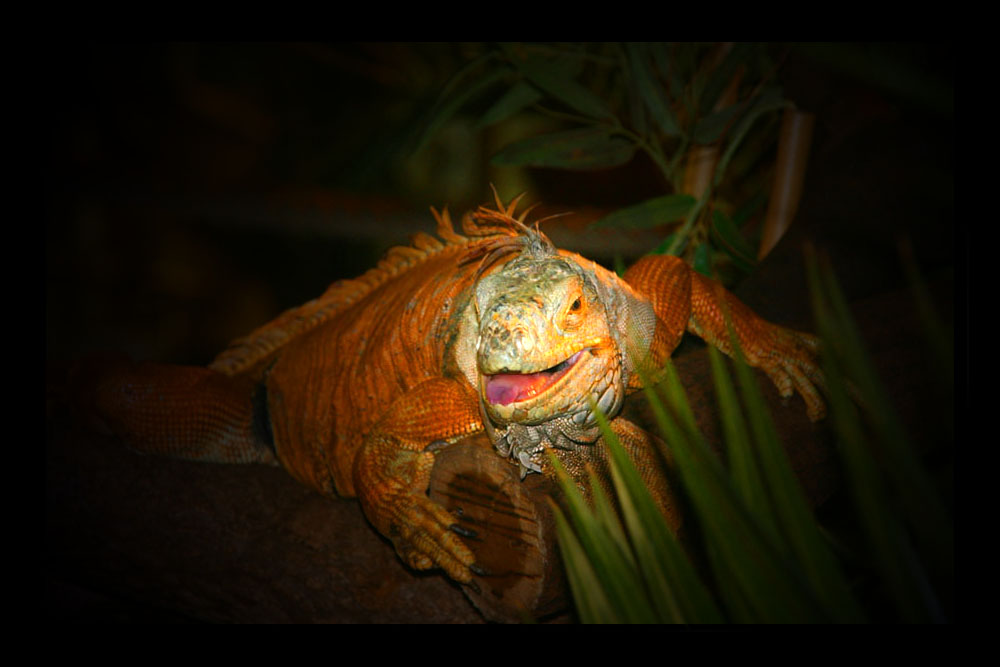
550, 503, 619, 624
806, 249, 949, 622
812, 252, 953, 578
592, 407, 724, 623
708, 346, 781, 546
705, 289, 865, 622
723, 346, 866, 622
548, 454, 658, 623
898, 241, 953, 390
642, 369, 828, 622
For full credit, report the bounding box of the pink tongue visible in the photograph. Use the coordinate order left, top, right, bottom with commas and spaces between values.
484, 350, 584, 406
485, 372, 550, 406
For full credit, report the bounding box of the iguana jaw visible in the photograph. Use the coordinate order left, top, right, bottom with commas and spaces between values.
483, 349, 587, 407
478, 335, 618, 428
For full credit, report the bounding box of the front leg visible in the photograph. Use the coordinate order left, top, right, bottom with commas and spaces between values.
353, 377, 484, 583
624, 254, 826, 421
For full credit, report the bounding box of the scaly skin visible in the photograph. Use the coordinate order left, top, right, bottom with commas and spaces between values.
85, 192, 826, 584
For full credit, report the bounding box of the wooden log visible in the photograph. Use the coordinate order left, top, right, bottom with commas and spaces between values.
428, 436, 565, 622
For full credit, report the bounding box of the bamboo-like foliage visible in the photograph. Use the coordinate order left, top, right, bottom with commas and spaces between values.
416, 43, 800, 281
551, 256, 953, 623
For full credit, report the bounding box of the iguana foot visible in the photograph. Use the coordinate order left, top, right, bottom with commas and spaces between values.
624, 253, 829, 421
755, 327, 827, 421
356, 445, 477, 583
687, 278, 828, 422
388, 490, 478, 583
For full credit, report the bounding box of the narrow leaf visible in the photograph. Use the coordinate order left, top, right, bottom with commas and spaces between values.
708, 347, 774, 537
652, 233, 682, 256
517, 55, 614, 120
643, 368, 828, 622
807, 250, 951, 620
592, 194, 696, 230
692, 103, 744, 144
551, 503, 619, 623
715, 86, 789, 185
476, 81, 542, 129
413, 68, 508, 155
592, 407, 723, 623
651, 43, 688, 114
491, 127, 635, 170
625, 43, 680, 136
698, 43, 755, 115
548, 454, 656, 623
724, 341, 865, 622
710, 208, 757, 272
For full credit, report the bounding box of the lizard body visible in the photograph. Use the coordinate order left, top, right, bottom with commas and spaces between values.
87, 193, 825, 584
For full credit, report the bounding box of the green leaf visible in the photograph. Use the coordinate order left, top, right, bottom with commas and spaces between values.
491, 127, 636, 171
548, 454, 656, 623
649, 43, 687, 109
412, 67, 508, 155
551, 504, 620, 623
719, 343, 865, 622
731, 189, 768, 228
710, 208, 757, 272
698, 43, 756, 116
592, 194, 696, 230
806, 249, 951, 622
899, 242, 953, 389
516, 55, 614, 120
692, 103, 744, 144
642, 366, 828, 622
715, 86, 789, 185
625, 43, 680, 136
708, 347, 771, 531
476, 81, 542, 129
594, 410, 724, 623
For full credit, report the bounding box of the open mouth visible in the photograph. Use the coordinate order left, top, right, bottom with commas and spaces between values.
484, 349, 586, 406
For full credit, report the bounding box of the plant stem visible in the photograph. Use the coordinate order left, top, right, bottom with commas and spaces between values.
666, 191, 709, 256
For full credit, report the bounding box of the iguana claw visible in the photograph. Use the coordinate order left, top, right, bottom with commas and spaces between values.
517, 449, 543, 478
356, 441, 478, 583
389, 493, 477, 583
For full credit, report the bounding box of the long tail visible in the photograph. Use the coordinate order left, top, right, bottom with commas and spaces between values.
68, 357, 278, 466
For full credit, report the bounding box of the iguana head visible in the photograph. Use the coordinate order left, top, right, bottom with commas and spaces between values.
465, 198, 657, 477
476, 249, 622, 425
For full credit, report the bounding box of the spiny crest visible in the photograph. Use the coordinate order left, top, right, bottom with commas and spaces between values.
461, 187, 560, 287
213, 204, 468, 377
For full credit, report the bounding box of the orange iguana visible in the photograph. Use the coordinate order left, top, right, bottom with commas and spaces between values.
84, 192, 825, 584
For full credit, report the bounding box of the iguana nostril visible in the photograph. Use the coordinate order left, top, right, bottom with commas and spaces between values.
514, 328, 534, 353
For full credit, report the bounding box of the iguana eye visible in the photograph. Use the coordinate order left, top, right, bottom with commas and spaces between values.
570, 297, 582, 312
